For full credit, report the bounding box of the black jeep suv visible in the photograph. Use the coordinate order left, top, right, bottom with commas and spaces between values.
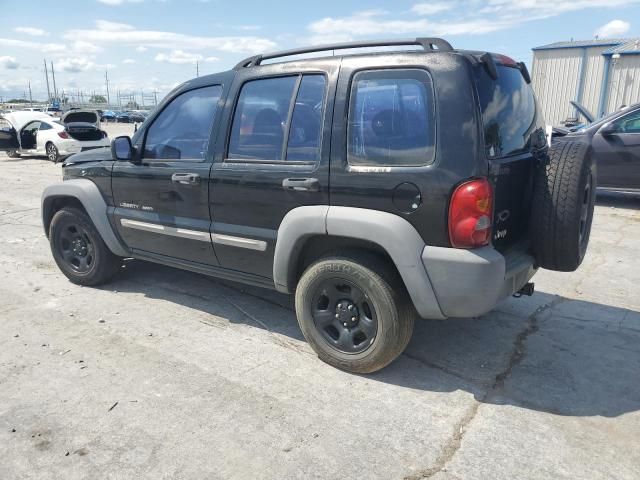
35, 38, 596, 373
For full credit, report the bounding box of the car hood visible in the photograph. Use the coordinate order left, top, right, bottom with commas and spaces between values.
61, 110, 100, 127
62, 146, 112, 166
570, 101, 595, 123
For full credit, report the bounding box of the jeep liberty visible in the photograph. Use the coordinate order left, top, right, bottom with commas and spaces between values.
26, 38, 595, 373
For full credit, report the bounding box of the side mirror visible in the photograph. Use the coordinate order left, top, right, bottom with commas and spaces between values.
111, 135, 134, 161
599, 122, 617, 136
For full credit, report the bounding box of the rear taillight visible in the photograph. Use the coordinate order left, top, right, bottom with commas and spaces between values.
448, 178, 493, 248
57, 131, 69, 139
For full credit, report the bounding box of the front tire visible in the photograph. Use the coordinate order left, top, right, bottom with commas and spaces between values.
46, 142, 59, 163
49, 207, 122, 286
6, 149, 20, 158
295, 255, 415, 373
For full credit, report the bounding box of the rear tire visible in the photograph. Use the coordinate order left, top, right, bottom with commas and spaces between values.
46, 142, 59, 163
295, 254, 415, 373
49, 207, 122, 286
530, 140, 596, 272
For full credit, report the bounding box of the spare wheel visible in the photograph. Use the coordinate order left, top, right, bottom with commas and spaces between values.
530, 140, 596, 272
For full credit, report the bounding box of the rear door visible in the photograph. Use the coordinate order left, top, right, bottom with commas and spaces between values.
330, 53, 482, 249
593, 108, 640, 190
209, 59, 338, 278
0, 117, 19, 150
111, 84, 225, 265
474, 60, 547, 252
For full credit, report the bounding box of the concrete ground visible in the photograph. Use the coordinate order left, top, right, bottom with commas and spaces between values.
0, 128, 639, 479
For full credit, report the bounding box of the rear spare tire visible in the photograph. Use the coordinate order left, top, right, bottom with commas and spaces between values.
530, 140, 596, 272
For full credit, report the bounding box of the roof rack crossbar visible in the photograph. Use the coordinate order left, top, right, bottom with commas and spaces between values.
233, 37, 453, 69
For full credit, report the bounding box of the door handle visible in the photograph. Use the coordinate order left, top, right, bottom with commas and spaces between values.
171, 173, 200, 185
282, 177, 319, 192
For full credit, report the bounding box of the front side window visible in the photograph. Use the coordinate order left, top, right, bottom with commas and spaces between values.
228, 74, 326, 162
348, 69, 436, 167
144, 85, 222, 161
613, 110, 640, 133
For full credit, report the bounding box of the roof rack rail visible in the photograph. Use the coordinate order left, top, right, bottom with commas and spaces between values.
233, 37, 453, 69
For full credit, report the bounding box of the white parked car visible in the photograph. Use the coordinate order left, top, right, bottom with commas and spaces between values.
0, 110, 109, 162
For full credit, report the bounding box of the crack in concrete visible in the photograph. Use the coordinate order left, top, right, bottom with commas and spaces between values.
402, 351, 488, 389
404, 296, 566, 479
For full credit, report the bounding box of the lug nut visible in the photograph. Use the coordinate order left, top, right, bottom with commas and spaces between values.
335, 314, 339, 319
343, 322, 348, 327
351, 316, 356, 321
347, 305, 353, 310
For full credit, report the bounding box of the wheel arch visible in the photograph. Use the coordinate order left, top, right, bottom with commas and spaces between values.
273, 206, 445, 320
42, 179, 129, 257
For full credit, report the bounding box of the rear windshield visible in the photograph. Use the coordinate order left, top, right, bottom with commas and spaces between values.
475, 64, 545, 158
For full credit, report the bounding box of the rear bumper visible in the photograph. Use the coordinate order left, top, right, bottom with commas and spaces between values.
421, 245, 536, 318
57, 138, 109, 156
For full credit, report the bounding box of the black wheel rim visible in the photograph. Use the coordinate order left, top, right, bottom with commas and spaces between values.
579, 172, 593, 246
56, 223, 95, 273
47, 144, 56, 161
311, 278, 378, 354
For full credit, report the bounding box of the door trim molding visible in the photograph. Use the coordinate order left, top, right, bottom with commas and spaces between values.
120, 218, 210, 242
119, 218, 267, 251
210, 233, 267, 251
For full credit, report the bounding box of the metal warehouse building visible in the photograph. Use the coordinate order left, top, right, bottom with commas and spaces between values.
531, 38, 640, 126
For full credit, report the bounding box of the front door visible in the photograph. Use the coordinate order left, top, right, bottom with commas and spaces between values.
594, 108, 640, 190
0, 117, 19, 151
111, 84, 224, 265
209, 60, 338, 278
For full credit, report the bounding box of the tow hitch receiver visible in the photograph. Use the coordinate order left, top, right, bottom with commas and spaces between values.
514, 282, 535, 298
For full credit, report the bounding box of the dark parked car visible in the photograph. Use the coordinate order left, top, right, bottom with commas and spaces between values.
127, 111, 147, 123
115, 111, 131, 123
101, 110, 117, 122
555, 102, 640, 191
9, 38, 595, 373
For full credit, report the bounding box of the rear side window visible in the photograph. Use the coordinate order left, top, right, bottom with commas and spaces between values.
144, 85, 222, 161
348, 69, 435, 167
228, 74, 326, 162
475, 65, 545, 158
39, 122, 52, 131
286, 76, 326, 161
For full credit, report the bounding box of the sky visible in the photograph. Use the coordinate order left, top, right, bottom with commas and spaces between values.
1, 0, 639, 102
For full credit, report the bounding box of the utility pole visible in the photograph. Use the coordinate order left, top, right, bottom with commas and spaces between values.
105, 69, 110, 107
28, 81, 33, 108
196, 60, 199, 78
43, 59, 51, 103
153, 90, 158, 106
50, 61, 58, 100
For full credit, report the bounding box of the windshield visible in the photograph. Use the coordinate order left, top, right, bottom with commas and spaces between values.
474, 64, 546, 158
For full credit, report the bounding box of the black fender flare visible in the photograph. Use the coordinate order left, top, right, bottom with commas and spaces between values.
273, 205, 445, 320
41, 179, 129, 257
